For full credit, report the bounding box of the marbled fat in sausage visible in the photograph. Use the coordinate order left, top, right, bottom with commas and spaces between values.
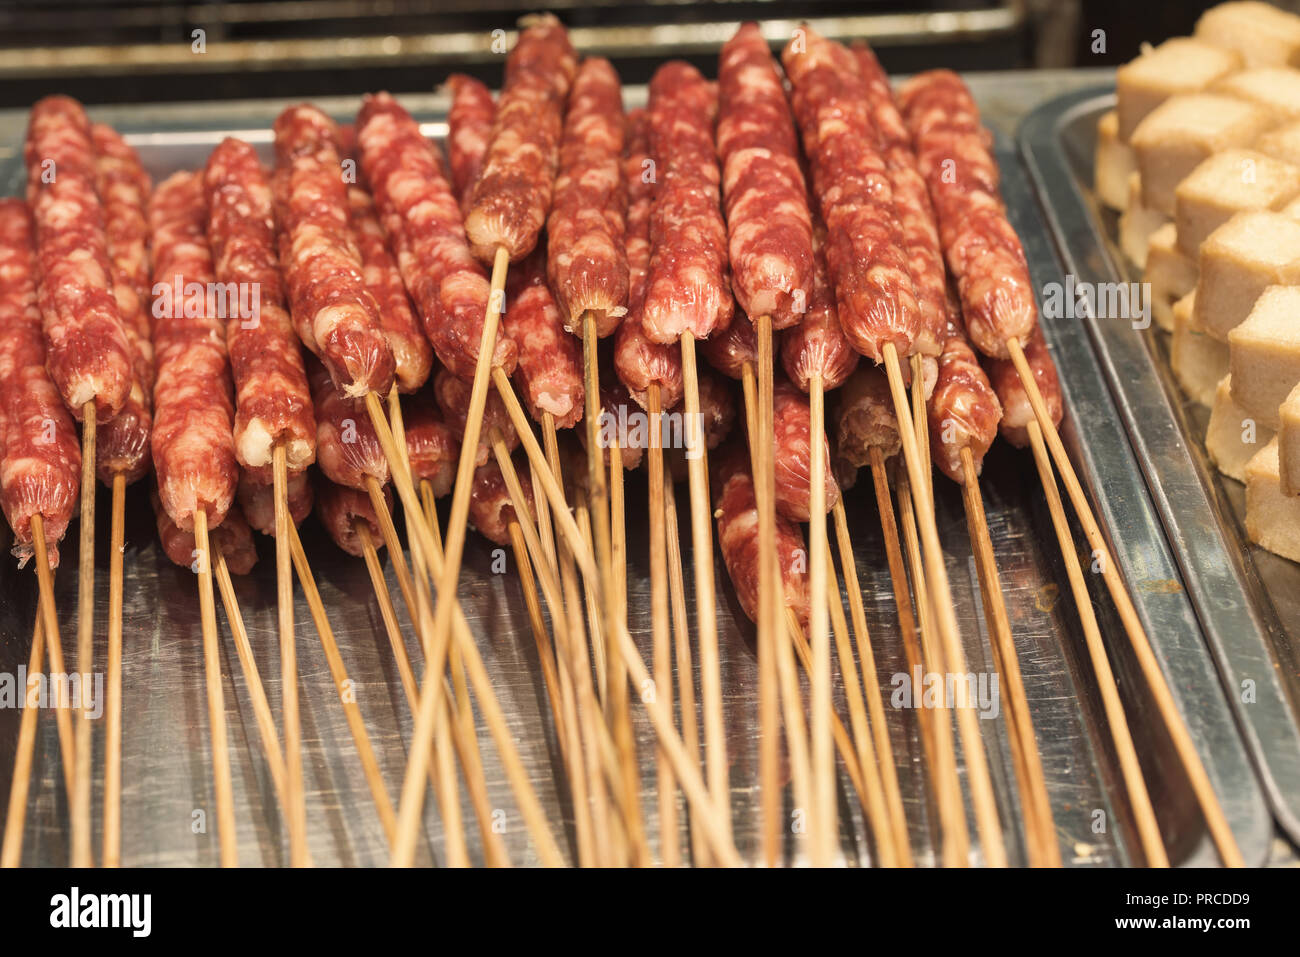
641, 62, 733, 344
465, 14, 577, 264
713, 442, 810, 627
149, 171, 239, 532
898, 70, 1036, 359
927, 316, 1002, 484
717, 22, 814, 331
433, 366, 519, 469
346, 182, 433, 393
770, 379, 839, 522
503, 248, 584, 429
273, 104, 395, 398
547, 56, 628, 336
25, 96, 133, 421
91, 123, 154, 485
445, 74, 495, 214
236, 467, 314, 537
357, 92, 518, 381
782, 30, 921, 364
307, 355, 389, 490
0, 199, 81, 568
204, 137, 316, 479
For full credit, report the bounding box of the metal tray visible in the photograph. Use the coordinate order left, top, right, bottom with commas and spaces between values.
1018, 87, 1300, 848
0, 90, 1271, 866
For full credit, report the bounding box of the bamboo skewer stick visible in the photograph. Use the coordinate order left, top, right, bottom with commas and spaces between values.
1026, 421, 1168, 867
893, 465, 969, 866
830, 496, 912, 866
494, 432, 739, 865
354, 520, 477, 866
286, 523, 400, 850
384, 396, 477, 865
29, 515, 75, 803
663, 477, 705, 865
1007, 337, 1242, 867
72, 401, 95, 868
387, 246, 510, 864
680, 331, 732, 850
647, 384, 679, 867
753, 318, 781, 865
883, 343, 1006, 867
820, 546, 898, 866
192, 508, 239, 867
1, 620, 45, 868
212, 544, 288, 813
103, 471, 127, 867
272, 445, 309, 867
807, 372, 835, 866
959, 446, 1060, 867
785, 608, 871, 835
536, 431, 603, 867
605, 429, 649, 866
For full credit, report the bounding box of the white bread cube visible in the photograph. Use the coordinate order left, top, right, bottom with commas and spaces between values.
1214, 67, 1300, 119
1193, 210, 1300, 340
1173, 291, 1230, 407
1245, 439, 1300, 562
1095, 110, 1137, 210
1228, 284, 1300, 430
1144, 223, 1198, 332
1196, 1, 1300, 68
1132, 94, 1276, 216
1117, 38, 1242, 141
1119, 172, 1169, 268
1174, 149, 1300, 255
1206, 375, 1275, 481
1279, 383, 1300, 495
1252, 118, 1300, 167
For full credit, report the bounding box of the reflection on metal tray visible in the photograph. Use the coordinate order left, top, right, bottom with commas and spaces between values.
1018, 88, 1300, 848
0, 91, 1270, 866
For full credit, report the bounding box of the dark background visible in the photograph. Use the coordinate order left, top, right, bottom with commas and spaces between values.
0, 0, 1286, 107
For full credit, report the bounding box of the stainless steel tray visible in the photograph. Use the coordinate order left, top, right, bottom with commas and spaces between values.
1018, 87, 1300, 848
0, 90, 1271, 866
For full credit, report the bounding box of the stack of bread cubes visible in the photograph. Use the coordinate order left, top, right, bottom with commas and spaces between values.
1096, 0, 1300, 563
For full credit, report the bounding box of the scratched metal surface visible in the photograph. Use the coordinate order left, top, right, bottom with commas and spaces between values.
0, 77, 1271, 866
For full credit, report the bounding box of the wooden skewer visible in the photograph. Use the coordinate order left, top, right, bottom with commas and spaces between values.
409, 478, 517, 869
679, 331, 732, 850
355, 517, 475, 867
103, 470, 127, 867
891, 463, 969, 866
830, 496, 912, 866
534, 433, 603, 867
494, 432, 738, 866
387, 401, 469, 867
604, 428, 649, 866
286, 522, 399, 849
662, 476, 705, 866
959, 446, 1060, 867
752, 319, 781, 866
785, 607, 873, 837
647, 384, 679, 867
1, 619, 45, 868
28, 514, 75, 803
212, 543, 288, 813
807, 372, 835, 866
272, 445, 309, 867
192, 508, 239, 867
883, 343, 1006, 867
1026, 420, 1168, 867
72, 401, 95, 868
820, 545, 899, 867
386, 247, 509, 865
1007, 336, 1242, 867
574, 500, 609, 704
